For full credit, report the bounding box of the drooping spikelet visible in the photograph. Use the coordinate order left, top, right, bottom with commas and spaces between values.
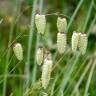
78, 33, 88, 55
36, 47, 44, 65
13, 43, 23, 61
35, 14, 46, 34
72, 32, 80, 52
57, 32, 67, 54
57, 17, 67, 32
41, 54, 53, 89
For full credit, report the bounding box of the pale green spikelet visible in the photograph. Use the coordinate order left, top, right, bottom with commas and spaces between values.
43, 92, 48, 96
13, 43, 23, 61
36, 47, 44, 65
57, 17, 67, 32
57, 32, 67, 54
72, 32, 79, 52
35, 14, 46, 34
41, 54, 53, 89
78, 33, 88, 55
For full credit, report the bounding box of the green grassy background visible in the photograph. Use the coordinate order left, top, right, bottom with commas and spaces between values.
0, 0, 96, 96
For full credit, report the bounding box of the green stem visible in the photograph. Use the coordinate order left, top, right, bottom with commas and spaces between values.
57, 52, 80, 95
31, 0, 44, 85
84, 59, 96, 96
24, 0, 37, 91
67, 0, 84, 32
64, 56, 89, 95
87, 16, 96, 36
71, 59, 92, 96
3, 0, 19, 95
83, 1, 93, 32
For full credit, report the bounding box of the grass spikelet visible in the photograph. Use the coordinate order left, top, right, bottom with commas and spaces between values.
13, 43, 23, 61
35, 14, 46, 34
36, 47, 44, 65
57, 32, 67, 54
41, 53, 53, 89
43, 92, 48, 96
78, 33, 88, 55
72, 32, 79, 52
57, 17, 67, 32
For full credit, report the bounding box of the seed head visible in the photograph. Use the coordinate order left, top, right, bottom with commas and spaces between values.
13, 43, 23, 61
57, 17, 67, 32
57, 32, 67, 54
35, 14, 46, 34
36, 47, 44, 65
78, 33, 88, 55
72, 32, 80, 52
41, 55, 53, 89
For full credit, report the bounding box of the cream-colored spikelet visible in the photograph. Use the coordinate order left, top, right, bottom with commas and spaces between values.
41, 54, 53, 89
72, 32, 80, 52
35, 14, 46, 34
43, 92, 48, 96
36, 47, 44, 65
57, 17, 67, 32
57, 32, 67, 54
13, 43, 23, 61
78, 33, 88, 55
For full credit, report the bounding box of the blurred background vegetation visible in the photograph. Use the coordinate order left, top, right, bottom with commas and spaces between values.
0, 0, 96, 96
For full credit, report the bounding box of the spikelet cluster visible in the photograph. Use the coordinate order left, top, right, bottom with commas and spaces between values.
35, 14, 46, 34
36, 47, 44, 65
78, 33, 88, 55
41, 54, 53, 89
72, 32, 79, 52
57, 32, 66, 54
13, 43, 23, 61
71, 32, 88, 54
57, 17, 67, 32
